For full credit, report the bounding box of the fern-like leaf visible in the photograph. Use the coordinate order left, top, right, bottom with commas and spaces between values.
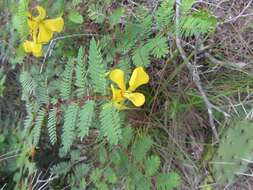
23, 103, 34, 129
179, 9, 217, 37
180, 0, 196, 14
20, 71, 36, 100
75, 46, 87, 97
60, 59, 74, 100
117, 24, 144, 54
145, 36, 169, 58
47, 108, 57, 145
35, 76, 49, 105
88, 38, 107, 95
120, 126, 133, 149
132, 135, 153, 161
135, 6, 153, 32
78, 100, 95, 140
156, 172, 181, 190
51, 161, 71, 176
99, 103, 122, 145
109, 8, 125, 26
61, 103, 79, 152
144, 155, 161, 176
16, 0, 29, 38
88, 4, 105, 24
132, 45, 150, 67
33, 109, 46, 146
155, 0, 175, 28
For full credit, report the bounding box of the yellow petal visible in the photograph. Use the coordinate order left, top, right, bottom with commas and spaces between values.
28, 19, 38, 31
123, 92, 145, 107
33, 6, 46, 21
31, 43, 43, 57
23, 41, 33, 53
111, 85, 124, 102
109, 69, 126, 91
23, 41, 43, 57
43, 17, 64, 32
128, 67, 149, 92
37, 23, 53, 43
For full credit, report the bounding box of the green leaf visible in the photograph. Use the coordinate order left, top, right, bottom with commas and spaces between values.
78, 100, 95, 140
156, 173, 181, 190
33, 108, 46, 146
16, 0, 29, 37
100, 103, 122, 145
110, 8, 125, 26
91, 168, 103, 182
75, 46, 87, 97
104, 167, 117, 184
99, 146, 107, 164
88, 38, 107, 95
120, 126, 133, 148
132, 135, 153, 161
51, 161, 71, 176
146, 36, 169, 58
60, 59, 74, 100
144, 155, 161, 176
68, 10, 84, 24
88, 4, 105, 23
72, 0, 82, 6
19, 71, 36, 100
136, 176, 151, 190
179, 9, 217, 37
47, 108, 57, 145
155, 0, 175, 28
132, 45, 150, 67
180, 0, 196, 14
61, 103, 79, 153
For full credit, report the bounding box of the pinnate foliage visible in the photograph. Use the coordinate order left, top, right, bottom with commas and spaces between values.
156, 173, 181, 190
75, 46, 87, 97
78, 100, 95, 140
88, 38, 107, 95
60, 59, 74, 100
61, 103, 79, 152
132, 135, 153, 161
33, 108, 46, 146
144, 155, 161, 176
100, 103, 122, 145
47, 108, 57, 145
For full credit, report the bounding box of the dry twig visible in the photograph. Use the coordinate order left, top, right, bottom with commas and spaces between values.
175, 0, 220, 142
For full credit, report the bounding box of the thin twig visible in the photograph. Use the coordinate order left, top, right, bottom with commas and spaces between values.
175, 0, 219, 142
223, 0, 253, 23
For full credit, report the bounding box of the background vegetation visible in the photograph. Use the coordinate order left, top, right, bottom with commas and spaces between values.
1, 0, 253, 189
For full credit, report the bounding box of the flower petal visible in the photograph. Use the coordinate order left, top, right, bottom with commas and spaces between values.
128, 67, 149, 92
43, 17, 64, 32
34, 6, 46, 21
111, 84, 124, 102
109, 69, 126, 91
124, 92, 145, 107
23, 41, 43, 57
37, 23, 53, 43
28, 19, 38, 31
32, 43, 43, 57
23, 41, 33, 53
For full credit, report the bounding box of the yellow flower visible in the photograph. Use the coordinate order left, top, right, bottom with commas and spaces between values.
109, 67, 149, 109
23, 40, 43, 57
28, 6, 64, 44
